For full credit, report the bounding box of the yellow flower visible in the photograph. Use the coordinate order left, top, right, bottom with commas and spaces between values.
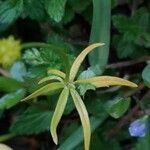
0, 36, 21, 68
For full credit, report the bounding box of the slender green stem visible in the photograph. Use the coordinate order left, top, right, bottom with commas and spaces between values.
0, 133, 15, 142
22, 42, 70, 80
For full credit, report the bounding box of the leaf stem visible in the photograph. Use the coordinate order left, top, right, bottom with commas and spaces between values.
22, 42, 70, 80
0, 133, 15, 142
107, 55, 150, 69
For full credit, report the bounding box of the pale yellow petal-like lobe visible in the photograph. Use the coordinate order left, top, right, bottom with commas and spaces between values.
22, 82, 63, 101
38, 76, 63, 84
75, 76, 138, 88
70, 89, 91, 150
47, 69, 66, 79
69, 43, 105, 81
50, 88, 69, 144
0, 144, 13, 150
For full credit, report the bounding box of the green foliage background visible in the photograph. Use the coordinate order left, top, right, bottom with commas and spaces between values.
0, 0, 150, 149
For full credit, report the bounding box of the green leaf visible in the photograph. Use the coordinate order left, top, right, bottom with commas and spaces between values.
70, 89, 91, 150
22, 82, 64, 101
23, 48, 47, 66
24, 0, 47, 21
113, 35, 136, 59
58, 116, 108, 150
10, 106, 52, 135
59, 122, 79, 143
68, 0, 91, 13
89, 0, 111, 75
47, 33, 75, 52
112, 15, 130, 33
132, 8, 150, 30
105, 97, 131, 119
0, 0, 23, 30
112, 8, 150, 59
26, 65, 48, 79
45, 0, 67, 22
0, 77, 22, 92
136, 33, 150, 48
47, 33, 75, 66
61, 6, 75, 24
0, 89, 25, 109
50, 88, 69, 144
22, 42, 71, 78
142, 64, 150, 87
90, 134, 121, 150
77, 68, 96, 96
134, 131, 150, 150
111, 0, 118, 8
86, 98, 109, 118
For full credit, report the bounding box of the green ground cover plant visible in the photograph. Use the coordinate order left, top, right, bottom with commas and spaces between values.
0, 0, 149, 150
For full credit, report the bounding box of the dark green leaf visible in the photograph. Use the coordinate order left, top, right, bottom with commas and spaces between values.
45, 0, 67, 22
64, 96, 75, 115
105, 97, 131, 119
86, 98, 108, 118
23, 48, 51, 66
0, 0, 23, 31
133, 8, 150, 30
0, 77, 22, 92
24, 0, 47, 21
134, 132, 150, 150
114, 35, 135, 58
26, 65, 48, 79
112, 15, 130, 33
58, 116, 107, 150
59, 122, 79, 143
90, 134, 121, 150
10, 106, 52, 135
68, 0, 91, 13
0, 89, 25, 109
111, 0, 118, 8
112, 7, 150, 59
136, 33, 150, 48
62, 6, 75, 24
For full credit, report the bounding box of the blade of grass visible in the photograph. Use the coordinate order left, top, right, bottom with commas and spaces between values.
89, 0, 111, 75
58, 116, 108, 150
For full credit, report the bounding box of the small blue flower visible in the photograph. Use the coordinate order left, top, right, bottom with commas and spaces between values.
129, 115, 148, 137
